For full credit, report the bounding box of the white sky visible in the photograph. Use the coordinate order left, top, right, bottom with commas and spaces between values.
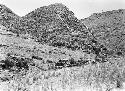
1, 0, 125, 19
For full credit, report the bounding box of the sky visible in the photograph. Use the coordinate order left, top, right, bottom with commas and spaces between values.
1, 0, 125, 19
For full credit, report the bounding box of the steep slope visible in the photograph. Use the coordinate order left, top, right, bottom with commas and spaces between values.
23, 3, 82, 33
0, 4, 21, 33
0, 24, 96, 74
0, 3, 90, 51
81, 9, 125, 56
0, 3, 109, 64
1, 4, 125, 91
0, 4, 99, 73
0, 24, 98, 91
0, 4, 111, 71
21, 3, 90, 50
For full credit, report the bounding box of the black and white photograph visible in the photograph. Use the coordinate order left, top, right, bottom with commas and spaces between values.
0, 0, 125, 91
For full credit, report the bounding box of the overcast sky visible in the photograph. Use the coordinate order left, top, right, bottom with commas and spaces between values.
1, 0, 125, 19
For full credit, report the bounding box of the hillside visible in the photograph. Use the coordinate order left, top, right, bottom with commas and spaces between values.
21, 3, 90, 51
0, 3, 125, 91
0, 4, 21, 32
0, 3, 91, 51
0, 23, 97, 91
81, 9, 125, 56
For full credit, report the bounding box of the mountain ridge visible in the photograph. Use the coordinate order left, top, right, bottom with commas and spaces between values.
0, 3, 124, 63
0, 4, 125, 91
81, 9, 125, 55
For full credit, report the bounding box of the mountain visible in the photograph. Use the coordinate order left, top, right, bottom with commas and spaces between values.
81, 9, 125, 56
0, 3, 125, 91
0, 4, 115, 72
1, 4, 125, 56
0, 4, 21, 32
0, 21, 97, 91
1, 4, 123, 71
0, 3, 93, 73
21, 3, 90, 50
0, 3, 90, 51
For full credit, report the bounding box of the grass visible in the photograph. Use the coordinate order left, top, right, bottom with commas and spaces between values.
0, 56, 124, 91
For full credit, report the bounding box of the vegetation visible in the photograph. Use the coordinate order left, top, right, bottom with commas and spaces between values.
1, 3, 124, 70
82, 9, 125, 56
1, 3, 125, 91
0, 54, 32, 72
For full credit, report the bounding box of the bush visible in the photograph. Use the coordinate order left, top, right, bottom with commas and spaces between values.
0, 55, 30, 72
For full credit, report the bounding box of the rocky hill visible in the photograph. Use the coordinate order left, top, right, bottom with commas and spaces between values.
81, 9, 125, 56
0, 4, 21, 31
0, 3, 91, 50
0, 19, 96, 91
0, 3, 125, 91
0, 3, 95, 72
